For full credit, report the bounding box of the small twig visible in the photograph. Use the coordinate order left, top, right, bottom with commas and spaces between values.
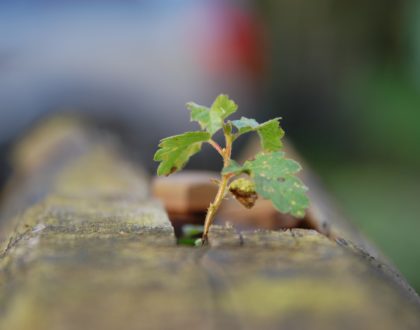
207, 139, 224, 157
201, 129, 234, 244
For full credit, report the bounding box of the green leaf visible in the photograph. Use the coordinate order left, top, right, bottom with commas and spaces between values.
231, 117, 284, 152
254, 176, 308, 217
186, 102, 220, 135
222, 160, 246, 176
187, 94, 238, 135
210, 94, 238, 119
244, 152, 308, 217
245, 151, 301, 178
154, 131, 210, 176
231, 117, 259, 135
257, 119, 284, 152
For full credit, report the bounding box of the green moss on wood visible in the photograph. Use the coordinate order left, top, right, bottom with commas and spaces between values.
0, 117, 419, 330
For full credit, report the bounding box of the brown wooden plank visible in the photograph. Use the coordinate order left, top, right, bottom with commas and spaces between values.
0, 116, 419, 330
206, 227, 420, 330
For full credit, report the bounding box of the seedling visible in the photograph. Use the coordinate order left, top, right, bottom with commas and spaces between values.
154, 94, 309, 245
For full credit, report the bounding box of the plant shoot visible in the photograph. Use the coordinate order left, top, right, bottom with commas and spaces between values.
154, 95, 309, 244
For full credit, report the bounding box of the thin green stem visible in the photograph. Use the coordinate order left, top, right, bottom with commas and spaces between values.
207, 139, 223, 157
201, 173, 230, 244
201, 130, 234, 245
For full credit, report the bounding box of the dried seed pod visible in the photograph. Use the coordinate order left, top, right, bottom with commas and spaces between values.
229, 178, 258, 209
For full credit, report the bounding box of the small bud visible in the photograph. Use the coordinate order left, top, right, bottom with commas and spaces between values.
223, 122, 233, 135
229, 178, 258, 208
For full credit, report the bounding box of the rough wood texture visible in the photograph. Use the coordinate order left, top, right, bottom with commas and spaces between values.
235, 137, 416, 281
0, 116, 419, 330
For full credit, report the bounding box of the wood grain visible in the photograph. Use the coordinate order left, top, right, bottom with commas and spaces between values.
0, 116, 419, 330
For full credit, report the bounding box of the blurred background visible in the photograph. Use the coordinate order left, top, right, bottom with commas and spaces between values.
0, 0, 419, 292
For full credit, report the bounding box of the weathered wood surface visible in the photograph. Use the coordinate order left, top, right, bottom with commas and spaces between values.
235, 137, 410, 270
0, 116, 419, 330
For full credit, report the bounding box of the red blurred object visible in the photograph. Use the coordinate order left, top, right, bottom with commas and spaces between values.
196, 5, 267, 82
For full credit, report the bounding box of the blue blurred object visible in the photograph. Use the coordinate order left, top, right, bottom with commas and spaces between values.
0, 0, 265, 168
